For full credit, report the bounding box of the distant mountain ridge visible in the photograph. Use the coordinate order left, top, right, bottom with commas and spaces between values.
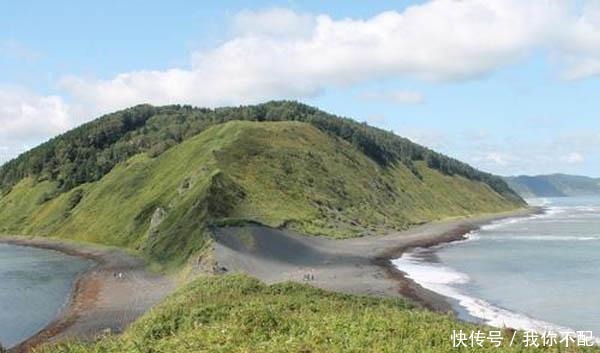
505, 174, 600, 198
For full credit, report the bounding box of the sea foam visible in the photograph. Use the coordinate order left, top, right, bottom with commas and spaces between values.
392, 249, 572, 334
392, 206, 581, 335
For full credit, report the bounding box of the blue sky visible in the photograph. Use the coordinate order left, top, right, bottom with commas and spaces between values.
2, 0, 600, 176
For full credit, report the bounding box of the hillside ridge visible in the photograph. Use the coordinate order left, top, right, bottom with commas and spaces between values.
0, 101, 521, 203
0, 105, 525, 267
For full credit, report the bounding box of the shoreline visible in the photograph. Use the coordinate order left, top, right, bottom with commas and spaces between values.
2, 207, 540, 352
376, 207, 544, 313
371, 223, 479, 313
213, 206, 542, 315
387, 204, 600, 338
3, 238, 102, 353
0, 237, 175, 353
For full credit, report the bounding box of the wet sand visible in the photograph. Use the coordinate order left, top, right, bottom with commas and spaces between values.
214, 207, 540, 312
0, 237, 174, 353
2, 207, 538, 351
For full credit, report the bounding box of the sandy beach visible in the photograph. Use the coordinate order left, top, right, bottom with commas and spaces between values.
2, 206, 538, 351
214, 207, 540, 312
0, 237, 175, 353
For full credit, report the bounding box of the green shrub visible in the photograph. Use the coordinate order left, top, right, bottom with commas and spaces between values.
66, 189, 85, 210
36, 275, 599, 353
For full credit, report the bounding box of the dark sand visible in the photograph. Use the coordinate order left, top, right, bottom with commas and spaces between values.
3, 207, 537, 351
214, 208, 540, 312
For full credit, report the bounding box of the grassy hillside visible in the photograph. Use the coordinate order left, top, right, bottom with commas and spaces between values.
0, 101, 521, 203
37, 274, 598, 353
505, 174, 600, 198
0, 105, 531, 352
0, 120, 522, 267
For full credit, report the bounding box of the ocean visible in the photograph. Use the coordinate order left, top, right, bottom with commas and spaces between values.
0, 244, 93, 348
393, 196, 600, 335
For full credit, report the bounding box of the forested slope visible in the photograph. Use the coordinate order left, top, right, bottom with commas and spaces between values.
0, 101, 521, 201
0, 103, 524, 266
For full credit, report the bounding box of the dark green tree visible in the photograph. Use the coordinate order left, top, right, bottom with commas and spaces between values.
0, 101, 522, 203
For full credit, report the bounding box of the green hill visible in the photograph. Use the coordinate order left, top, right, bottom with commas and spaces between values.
505, 174, 600, 198
0, 102, 532, 353
0, 102, 524, 267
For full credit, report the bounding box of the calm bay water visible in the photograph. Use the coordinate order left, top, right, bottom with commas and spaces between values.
393, 196, 600, 334
0, 244, 93, 348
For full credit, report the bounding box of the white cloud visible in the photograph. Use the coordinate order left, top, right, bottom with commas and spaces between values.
0, 87, 71, 142
58, 1, 567, 115
557, 2, 600, 79
0, 87, 73, 163
561, 152, 585, 164
360, 90, 424, 104
53, 1, 600, 117
5, 0, 600, 171
232, 8, 316, 39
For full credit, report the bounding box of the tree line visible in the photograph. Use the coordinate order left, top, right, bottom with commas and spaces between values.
0, 101, 521, 202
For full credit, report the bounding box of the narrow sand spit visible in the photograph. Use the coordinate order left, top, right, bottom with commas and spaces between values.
0, 237, 175, 353
214, 208, 540, 312
3, 207, 537, 351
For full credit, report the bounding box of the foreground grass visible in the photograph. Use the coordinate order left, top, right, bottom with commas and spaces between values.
38, 274, 598, 353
